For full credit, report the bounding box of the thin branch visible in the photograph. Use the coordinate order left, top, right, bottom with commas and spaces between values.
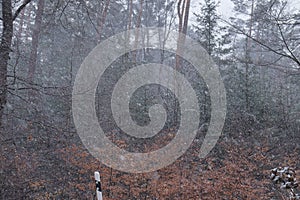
7, 90, 28, 103
13, 0, 32, 21
275, 19, 300, 66
80, 0, 100, 35
220, 18, 300, 68
58, 0, 72, 21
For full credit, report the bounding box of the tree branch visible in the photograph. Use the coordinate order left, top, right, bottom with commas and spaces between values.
220, 18, 300, 68
275, 18, 300, 67
13, 0, 32, 21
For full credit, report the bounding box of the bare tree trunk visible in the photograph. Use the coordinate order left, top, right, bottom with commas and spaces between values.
133, 0, 144, 62
182, 0, 191, 35
244, 0, 255, 112
97, 0, 111, 42
27, 0, 45, 84
0, 0, 14, 129
177, 0, 184, 33
0, 1, 31, 197
136, 0, 144, 31
0, 0, 32, 136
128, 0, 133, 30
124, 0, 133, 62
175, 2, 191, 197
176, 0, 191, 70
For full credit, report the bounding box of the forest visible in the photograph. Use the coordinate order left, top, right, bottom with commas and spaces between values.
0, 0, 299, 199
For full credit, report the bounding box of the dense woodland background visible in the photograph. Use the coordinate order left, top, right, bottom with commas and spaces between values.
0, 0, 299, 199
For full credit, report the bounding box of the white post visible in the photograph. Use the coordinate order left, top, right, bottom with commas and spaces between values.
94, 171, 103, 200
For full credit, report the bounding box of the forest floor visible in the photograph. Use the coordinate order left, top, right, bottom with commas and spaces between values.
1, 125, 299, 199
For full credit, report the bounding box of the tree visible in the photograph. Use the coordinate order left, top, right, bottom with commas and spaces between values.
0, 0, 32, 128
229, 0, 300, 71
194, 0, 219, 56
27, 0, 45, 84
226, 0, 300, 127
97, 0, 111, 42
176, 0, 191, 69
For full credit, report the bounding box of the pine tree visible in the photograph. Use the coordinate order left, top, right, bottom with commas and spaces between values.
193, 0, 219, 56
